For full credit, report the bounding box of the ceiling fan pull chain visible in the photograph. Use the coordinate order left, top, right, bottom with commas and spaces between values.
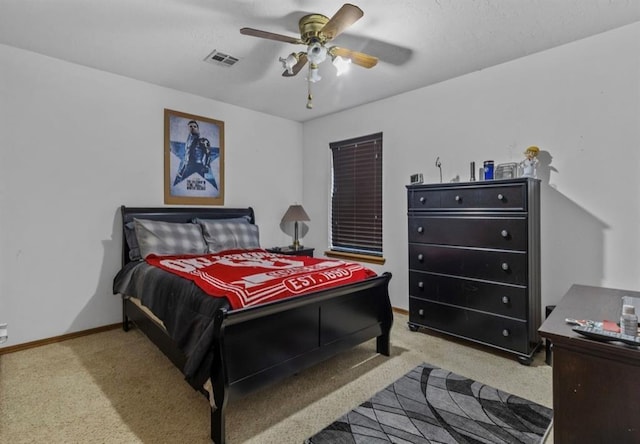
306, 78, 313, 109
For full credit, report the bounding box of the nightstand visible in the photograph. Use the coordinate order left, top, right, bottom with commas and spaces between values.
266, 246, 314, 257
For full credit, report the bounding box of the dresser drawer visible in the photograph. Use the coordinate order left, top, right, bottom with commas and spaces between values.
408, 216, 527, 250
408, 182, 526, 211
408, 189, 441, 209
457, 183, 526, 210
409, 298, 529, 353
409, 244, 528, 285
441, 183, 526, 210
409, 272, 527, 319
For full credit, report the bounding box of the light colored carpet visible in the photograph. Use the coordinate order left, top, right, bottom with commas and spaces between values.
0, 312, 553, 443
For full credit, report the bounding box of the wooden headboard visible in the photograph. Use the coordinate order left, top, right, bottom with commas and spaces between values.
120, 205, 255, 266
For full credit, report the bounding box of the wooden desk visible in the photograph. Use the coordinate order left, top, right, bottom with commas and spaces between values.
539, 284, 640, 443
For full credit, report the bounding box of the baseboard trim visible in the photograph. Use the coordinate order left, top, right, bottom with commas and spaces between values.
0, 323, 120, 355
392, 306, 409, 316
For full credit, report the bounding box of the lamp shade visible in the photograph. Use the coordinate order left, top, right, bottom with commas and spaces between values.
281, 204, 310, 223
332, 55, 351, 76
279, 52, 299, 75
306, 42, 327, 65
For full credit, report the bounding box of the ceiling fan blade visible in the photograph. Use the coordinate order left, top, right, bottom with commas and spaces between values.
320, 4, 364, 41
282, 53, 308, 77
240, 27, 301, 44
330, 47, 378, 68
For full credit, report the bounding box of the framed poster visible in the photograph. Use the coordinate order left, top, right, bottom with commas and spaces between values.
164, 108, 225, 205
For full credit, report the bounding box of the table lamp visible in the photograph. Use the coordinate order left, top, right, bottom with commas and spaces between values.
281, 204, 310, 250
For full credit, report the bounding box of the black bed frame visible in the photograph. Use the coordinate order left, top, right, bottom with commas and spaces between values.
118, 206, 393, 443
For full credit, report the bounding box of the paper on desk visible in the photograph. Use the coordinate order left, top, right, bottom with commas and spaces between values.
602, 320, 621, 333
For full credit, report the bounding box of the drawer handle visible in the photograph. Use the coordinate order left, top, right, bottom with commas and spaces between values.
418, 281, 424, 289
501, 262, 509, 271
501, 229, 509, 238
502, 296, 510, 304
455, 195, 461, 202
418, 309, 425, 316
502, 329, 510, 337
417, 254, 424, 261
497, 193, 505, 201
417, 226, 424, 233
419, 196, 426, 203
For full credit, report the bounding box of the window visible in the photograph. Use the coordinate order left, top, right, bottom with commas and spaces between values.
327, 133, 383, 264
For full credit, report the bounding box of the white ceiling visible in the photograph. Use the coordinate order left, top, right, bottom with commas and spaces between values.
1, 0, 639, 122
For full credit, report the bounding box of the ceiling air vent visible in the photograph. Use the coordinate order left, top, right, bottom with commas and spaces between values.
204, 50, 240, 67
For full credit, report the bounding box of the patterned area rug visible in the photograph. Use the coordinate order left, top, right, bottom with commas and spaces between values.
305, 363, 553, 444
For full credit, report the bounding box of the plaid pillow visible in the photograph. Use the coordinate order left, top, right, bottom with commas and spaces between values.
196, 218, 260, 253
124, 221, 142, 261
133, 218, 207, 258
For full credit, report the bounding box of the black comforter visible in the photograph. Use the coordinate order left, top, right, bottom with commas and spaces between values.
113, 261, 230, 389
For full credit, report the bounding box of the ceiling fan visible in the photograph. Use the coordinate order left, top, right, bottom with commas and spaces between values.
240, 3, 378, 108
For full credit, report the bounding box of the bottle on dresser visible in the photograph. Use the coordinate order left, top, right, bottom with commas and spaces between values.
620, 304, 638, 336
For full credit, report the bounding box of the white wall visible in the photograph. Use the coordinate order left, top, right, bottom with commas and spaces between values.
0, 44, 302, 348
302, 22, 640, 313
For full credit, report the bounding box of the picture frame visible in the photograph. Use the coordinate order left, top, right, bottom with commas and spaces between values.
164, 108, 225, 205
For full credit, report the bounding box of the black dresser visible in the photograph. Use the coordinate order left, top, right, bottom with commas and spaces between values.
407, 177, 541, 364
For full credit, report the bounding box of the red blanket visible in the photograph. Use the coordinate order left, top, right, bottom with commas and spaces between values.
145, 248, 377, 309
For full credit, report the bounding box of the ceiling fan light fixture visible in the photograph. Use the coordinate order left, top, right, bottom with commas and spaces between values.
279, 52, 299, 75
307, 41, 327, 65
332, 55, 351, 76
240, 4, 377, 109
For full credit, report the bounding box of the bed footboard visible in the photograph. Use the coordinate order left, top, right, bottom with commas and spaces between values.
209, 272, 393, 444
